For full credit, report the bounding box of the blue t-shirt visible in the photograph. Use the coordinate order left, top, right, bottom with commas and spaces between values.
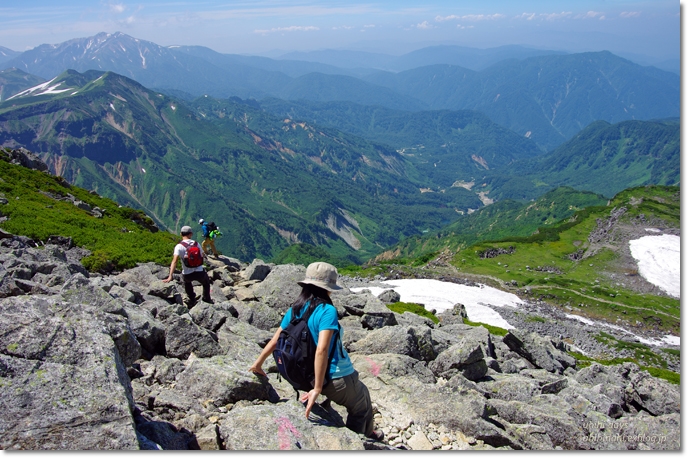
281, 301, 354, 380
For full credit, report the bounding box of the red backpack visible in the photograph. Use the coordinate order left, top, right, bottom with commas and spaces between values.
180, 240, 203, 268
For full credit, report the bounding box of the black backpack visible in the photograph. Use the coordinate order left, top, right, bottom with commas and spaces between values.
272, 303, 339, 392
207, 221, 218, 232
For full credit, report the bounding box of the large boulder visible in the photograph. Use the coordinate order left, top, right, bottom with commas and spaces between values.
231, 300, 284, 331
336, 292, 398, 329
502, 330, 576, 374
164, 315, 223, 360
428, 338, 487, 381
242, 259, 272, 282
0, 296, 139, 450
361, 374, 514, 448
219, 401, 365, 450
251, 264, 305, 313
350, 353, 436, 384
488, 395, 590, 450
348, 325, 436, 361
173, 355, 274, 406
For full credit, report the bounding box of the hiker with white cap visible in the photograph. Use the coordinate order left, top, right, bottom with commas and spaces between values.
198, 218, 219, 258
248, 262, 383, 442
163, 225, 213, 308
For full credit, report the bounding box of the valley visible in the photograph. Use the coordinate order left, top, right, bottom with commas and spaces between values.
0, 18, 680, 450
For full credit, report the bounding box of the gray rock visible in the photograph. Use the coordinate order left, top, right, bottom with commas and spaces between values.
124, 306, 167, 357
217, 317, 274, 354
395, 311, 436, 328
137, 418, 197, 450
173, 355, 273, 406
350, 353, 436, 384
612, 412, 680, 450
219, 401, 365, 450
110, 284, 137, 303
502, 330, 576, 374
189, 301, 236, 332
377, 289, 401, 304
251, 264, 304, 313
147, 280, 179, 301
164, 315, 222, 360
0, 296, 138, 450
349, 325, 435, 361
489, 396, 589, 449
231, 300, 283, 331
436, 303, 468, 325
336, 292, 397, 328
242, 259, 272, 281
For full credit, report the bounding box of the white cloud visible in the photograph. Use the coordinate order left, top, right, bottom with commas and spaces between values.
620, 11, 641, 18
578, 11, 605, 20
415, 20, 433, 29
436, 13, 505, 22
363, 24, 375, 28
254, 25, 319, 34
515, 13, 537, 21
542, 12, 573, 21
107, 3, 126, 14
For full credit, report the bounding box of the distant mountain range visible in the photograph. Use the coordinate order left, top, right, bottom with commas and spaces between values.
0, 67, 679, 263
0, 32, 679, 150
0, 70, 487, 262
277, 45, 568, 73
0, 32, 679, 263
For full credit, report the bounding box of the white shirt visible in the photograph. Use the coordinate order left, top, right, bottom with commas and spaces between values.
174, 239, 205, 275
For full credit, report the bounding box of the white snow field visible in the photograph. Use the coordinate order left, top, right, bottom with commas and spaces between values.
351, 233, 680, 346
629, 234, 680, 299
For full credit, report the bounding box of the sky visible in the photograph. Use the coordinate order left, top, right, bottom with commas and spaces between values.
0, 1, 680, 63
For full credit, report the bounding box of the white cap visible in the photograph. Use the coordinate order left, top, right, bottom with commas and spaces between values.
199, 219, 204, 224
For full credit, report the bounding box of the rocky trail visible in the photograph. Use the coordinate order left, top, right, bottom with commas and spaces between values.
0, 235, 680, 450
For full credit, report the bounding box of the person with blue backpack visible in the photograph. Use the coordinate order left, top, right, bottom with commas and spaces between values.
198, 218, 220, 257
248, 262, 383, 442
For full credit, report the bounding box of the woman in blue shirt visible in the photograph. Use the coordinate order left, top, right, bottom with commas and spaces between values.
249, 262, 382, 441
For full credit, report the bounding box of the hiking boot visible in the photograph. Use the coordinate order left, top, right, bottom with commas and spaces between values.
367, 430, 385, 442
185, 298, 197, 309
202, 297, 214, 305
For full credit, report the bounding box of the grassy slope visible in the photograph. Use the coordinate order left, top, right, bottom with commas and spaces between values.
0, 148, 178, 271
451, 185, 680, 335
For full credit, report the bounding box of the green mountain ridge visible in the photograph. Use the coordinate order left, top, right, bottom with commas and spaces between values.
363, 51, 679, 150
0, 33, 678, 154
0, 69, 679, 266
484, 119, 680, 201
0, 70, 480, 262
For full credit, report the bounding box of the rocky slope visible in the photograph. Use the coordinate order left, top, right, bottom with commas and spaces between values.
0, 236, 679, 450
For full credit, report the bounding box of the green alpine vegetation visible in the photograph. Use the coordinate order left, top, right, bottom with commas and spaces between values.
386, 186, 609, 260
386, 302, 440, 324
0, 148, 178, 271
446, 185, 680, 335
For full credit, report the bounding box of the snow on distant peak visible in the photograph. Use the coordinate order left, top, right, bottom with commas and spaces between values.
7, 77, 73, 100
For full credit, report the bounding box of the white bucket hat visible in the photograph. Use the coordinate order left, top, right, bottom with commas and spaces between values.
298, 262, 342, 291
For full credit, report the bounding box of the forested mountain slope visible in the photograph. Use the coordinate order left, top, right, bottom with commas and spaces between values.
0, 69, 480, 262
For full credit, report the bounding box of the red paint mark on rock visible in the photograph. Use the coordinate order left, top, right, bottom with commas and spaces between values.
365, 356, 381, 377
276, 416, 302, 450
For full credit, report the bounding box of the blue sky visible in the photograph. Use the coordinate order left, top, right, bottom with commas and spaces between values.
0, 1, 680, 62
